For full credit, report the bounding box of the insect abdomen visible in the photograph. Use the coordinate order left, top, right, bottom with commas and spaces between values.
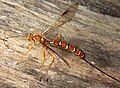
53, 40, 85, 59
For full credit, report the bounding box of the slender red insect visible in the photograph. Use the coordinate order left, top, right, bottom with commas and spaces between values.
3, 3, 120, 83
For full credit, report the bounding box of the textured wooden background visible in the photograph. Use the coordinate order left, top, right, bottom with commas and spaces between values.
0, 0, 120, 88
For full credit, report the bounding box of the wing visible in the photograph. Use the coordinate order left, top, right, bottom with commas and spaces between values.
42, 3, 79, 36
45, 45, 70, 67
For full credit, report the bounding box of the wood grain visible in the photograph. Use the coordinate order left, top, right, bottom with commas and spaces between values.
0, 0, 120, 88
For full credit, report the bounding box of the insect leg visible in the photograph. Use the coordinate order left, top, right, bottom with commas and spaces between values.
53, 34, 62, 41
47, 51, 55, 68
45, 45, 70, 68
16, 43, 34, 64
41, 45, 47, 67
25, 43, 34, 55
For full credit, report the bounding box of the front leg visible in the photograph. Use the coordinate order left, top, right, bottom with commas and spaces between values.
16, 43, 34, 64
25, 43, 34, 55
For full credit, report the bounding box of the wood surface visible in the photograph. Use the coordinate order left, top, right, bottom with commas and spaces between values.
0, 0, 120, 88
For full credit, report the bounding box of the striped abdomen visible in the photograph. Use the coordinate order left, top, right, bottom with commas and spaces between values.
52, 39, 85, 59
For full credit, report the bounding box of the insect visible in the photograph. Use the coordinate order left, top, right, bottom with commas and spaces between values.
2, 3, 120, 83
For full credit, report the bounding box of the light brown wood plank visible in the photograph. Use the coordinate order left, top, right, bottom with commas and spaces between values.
0, 0, 120, 87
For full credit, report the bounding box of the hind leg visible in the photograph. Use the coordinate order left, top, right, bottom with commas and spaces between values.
53, 34, 62, 41
40, 45, 47, 67
40, 45, 55, 69
48, 51, 55, 69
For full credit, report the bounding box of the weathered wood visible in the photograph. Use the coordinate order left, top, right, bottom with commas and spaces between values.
0, 0, 120, 88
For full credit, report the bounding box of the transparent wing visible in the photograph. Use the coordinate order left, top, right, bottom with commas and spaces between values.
42, 3, 79, 36
45, 45, 70, 67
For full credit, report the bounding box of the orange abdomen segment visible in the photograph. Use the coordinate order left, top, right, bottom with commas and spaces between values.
53, 38, 59, 46
69, 43, 75, 51
75, 48, 85, 59
53, 39, 85, 59
79, 50, 85, 59
61, 41, 67, 48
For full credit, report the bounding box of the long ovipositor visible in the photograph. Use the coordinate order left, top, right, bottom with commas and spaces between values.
50, 38, 120, 83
